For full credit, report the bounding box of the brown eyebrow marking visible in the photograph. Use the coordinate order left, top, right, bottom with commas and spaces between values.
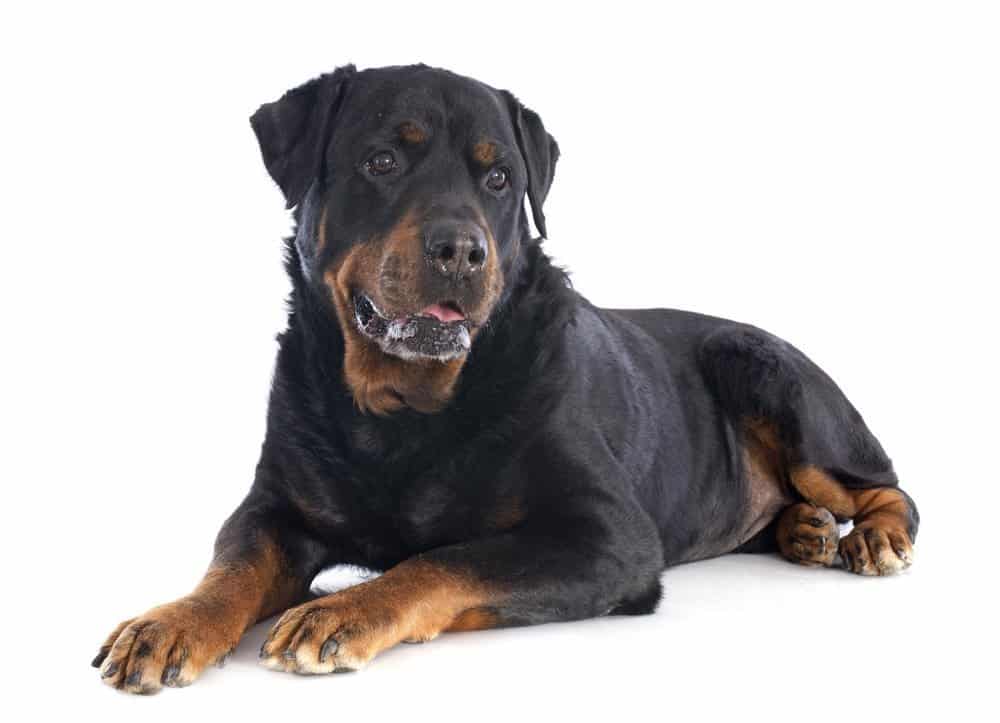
472, 141, 497, 166
398, 122, 427, 144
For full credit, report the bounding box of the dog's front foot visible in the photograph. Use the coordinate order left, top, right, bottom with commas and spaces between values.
259, 589, 408, 674
258, 561, 481, 674
93, 597, 240, 694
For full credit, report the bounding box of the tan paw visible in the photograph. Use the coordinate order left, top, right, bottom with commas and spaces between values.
258, 593, 403, 674
259, 563, 478, 675
777, 503, 840, 567
92, 598, 239, 694
840, 524, 914, 576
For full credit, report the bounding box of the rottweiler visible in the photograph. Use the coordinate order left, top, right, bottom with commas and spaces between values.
93, 64, 919, 693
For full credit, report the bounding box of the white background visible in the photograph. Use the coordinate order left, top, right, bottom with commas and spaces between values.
2, 1, 997, 720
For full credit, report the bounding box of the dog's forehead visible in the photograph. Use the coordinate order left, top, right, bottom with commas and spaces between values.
343, 66, 512, 141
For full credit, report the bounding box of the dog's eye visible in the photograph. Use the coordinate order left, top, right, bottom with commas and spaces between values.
486, 167, 509, 191
366, 151, 398, 176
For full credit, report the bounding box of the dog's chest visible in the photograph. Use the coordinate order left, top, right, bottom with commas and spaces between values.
360, 469, 520, 563
399, 466, 519, 546
340, 417, 523, 560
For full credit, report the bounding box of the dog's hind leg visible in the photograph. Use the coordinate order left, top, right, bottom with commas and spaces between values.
786, 466, 917, 574
700, 325, 919, 575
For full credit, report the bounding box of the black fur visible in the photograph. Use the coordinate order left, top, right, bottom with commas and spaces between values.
220, 64, 915, 630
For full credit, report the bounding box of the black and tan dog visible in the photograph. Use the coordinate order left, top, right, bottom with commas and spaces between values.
93, 64, 918, 693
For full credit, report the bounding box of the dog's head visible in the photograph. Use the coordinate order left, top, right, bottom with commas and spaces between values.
251, 65, 558, 414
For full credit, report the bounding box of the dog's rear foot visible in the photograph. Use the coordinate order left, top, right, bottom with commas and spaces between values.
840, 524, 914, 576
776, 503, 840, 567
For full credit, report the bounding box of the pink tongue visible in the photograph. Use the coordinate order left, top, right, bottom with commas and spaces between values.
419, 303, 465, 323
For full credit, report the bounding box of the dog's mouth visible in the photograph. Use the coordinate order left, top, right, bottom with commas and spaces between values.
353, 293, 472, 362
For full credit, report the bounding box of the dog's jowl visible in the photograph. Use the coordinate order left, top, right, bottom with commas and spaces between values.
94, 64, 918, 693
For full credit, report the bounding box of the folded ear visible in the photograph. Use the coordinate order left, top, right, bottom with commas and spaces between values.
501, 90, 560, 239
250, 65, 355, 209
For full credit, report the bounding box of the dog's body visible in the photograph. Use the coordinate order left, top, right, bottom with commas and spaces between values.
95, 65, 918, 693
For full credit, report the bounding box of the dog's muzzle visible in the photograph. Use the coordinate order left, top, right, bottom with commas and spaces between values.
354, 294, 472, 362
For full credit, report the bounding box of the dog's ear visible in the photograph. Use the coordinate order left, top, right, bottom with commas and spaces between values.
250, 65, 355, 209
501, 90, 560, 239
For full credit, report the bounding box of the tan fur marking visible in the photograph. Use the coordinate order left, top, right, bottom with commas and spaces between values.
97, 536, 297, 692
316, 205, 328, 252
398, 121, 427, 144
447, 607, 501, 632
324, 211, 465, 415
741, 421, 793, 542
473, 141, 497, 166
788, 465, 857, 519
323, 209, 503, 415
260, 559, 502, 672
195, 540, 300, 623
478, 220, 503, 317
849, 486, 911, 531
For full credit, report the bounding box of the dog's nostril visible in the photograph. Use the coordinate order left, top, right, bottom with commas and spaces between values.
426, 226, 487, 276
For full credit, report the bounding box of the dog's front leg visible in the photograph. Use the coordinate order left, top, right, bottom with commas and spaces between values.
259, 493, 664, 674
93, 494, 324, 693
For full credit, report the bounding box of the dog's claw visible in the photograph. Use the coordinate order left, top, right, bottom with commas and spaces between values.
320, 637, 339, 663
162, 664, 180, 686
215, 648, 233, 668
101, 661, 119, 679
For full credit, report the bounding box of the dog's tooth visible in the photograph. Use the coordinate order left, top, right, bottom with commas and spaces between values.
387, 320, 418, 340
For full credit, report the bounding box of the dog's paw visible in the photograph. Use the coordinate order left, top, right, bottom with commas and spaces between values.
259, 593, 402, 674
840, 524, 914, 576
777, 503, 840, 567
258, 573, 451, 675
93, 598, 239, 694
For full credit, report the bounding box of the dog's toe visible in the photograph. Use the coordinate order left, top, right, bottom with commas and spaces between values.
777, 503, 840, 567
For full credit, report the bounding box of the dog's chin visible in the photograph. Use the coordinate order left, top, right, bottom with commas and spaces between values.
353, 293, 472, 363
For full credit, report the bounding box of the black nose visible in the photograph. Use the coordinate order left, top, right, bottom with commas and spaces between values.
425, 222, 488, 279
